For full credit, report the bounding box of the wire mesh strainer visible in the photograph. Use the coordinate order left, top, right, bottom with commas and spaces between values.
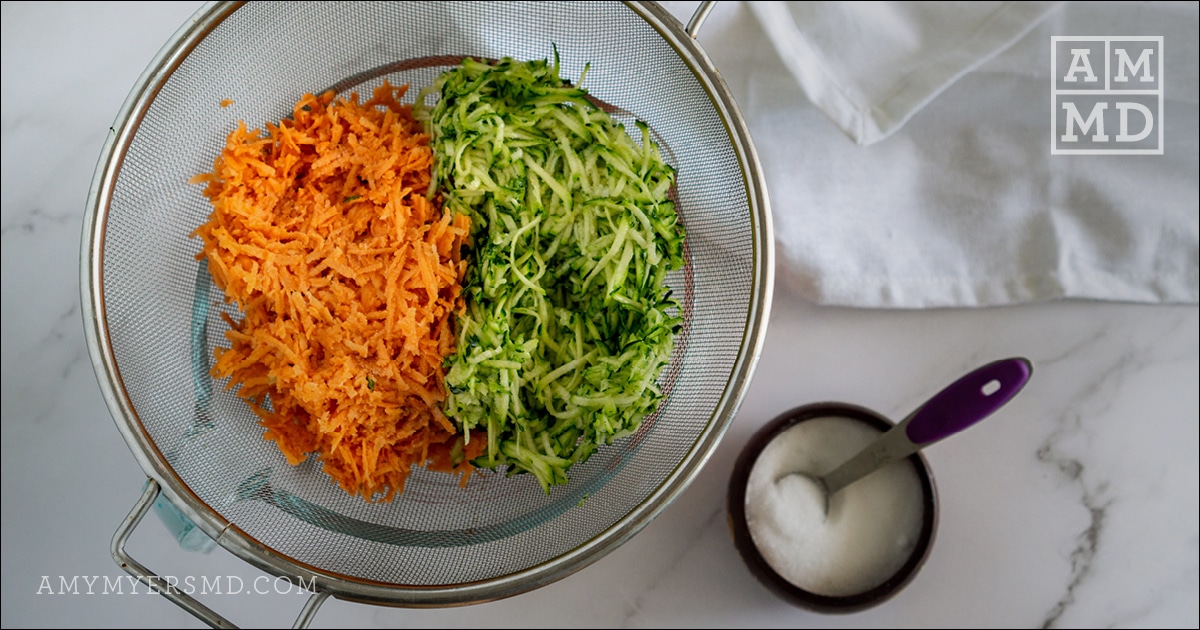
82, 1, 772, 626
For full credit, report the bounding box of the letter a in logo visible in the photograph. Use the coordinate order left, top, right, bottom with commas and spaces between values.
1064, 49, 1098, 83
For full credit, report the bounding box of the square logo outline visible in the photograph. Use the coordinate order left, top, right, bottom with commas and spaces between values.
1051, 35, 1164, 155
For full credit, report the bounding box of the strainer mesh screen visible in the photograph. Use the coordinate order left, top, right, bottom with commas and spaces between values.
101, 1, 754, 587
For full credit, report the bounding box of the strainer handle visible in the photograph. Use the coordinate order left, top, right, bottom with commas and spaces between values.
686, 1, 717, 37
112, 478, 332, 629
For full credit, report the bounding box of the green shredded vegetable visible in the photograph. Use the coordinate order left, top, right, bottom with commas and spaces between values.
417, 51, 685, 493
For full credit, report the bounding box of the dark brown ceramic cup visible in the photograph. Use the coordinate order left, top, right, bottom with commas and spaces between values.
727, 402, 939, 613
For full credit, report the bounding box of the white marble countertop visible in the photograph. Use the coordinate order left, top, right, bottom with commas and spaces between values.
2, 2, 1196, 628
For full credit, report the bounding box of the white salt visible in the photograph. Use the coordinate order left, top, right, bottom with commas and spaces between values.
744, 416, 925, 597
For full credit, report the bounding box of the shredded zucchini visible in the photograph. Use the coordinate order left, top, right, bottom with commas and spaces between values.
417, 52, 684, 492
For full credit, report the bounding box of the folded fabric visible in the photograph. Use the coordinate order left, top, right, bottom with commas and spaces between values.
748, 1, 1063, 146
669, 1, 1199, 308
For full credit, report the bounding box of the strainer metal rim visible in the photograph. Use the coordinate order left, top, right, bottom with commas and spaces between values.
81, 0, 773, 610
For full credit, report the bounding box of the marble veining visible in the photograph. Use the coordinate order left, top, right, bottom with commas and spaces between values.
1030, 315, 1199, 628
619, 503, 729, 624
1035, 330, 1119, 628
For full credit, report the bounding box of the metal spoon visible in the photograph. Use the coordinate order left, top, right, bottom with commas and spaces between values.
780, 357, 1033, 516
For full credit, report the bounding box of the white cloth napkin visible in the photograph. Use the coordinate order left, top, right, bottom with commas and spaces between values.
748, 1, 1062, 146
668, 1, 1199, 308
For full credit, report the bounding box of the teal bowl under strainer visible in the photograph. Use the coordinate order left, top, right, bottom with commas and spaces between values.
82, 2, 772, 626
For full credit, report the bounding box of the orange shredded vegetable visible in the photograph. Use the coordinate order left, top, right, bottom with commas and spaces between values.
191, 82, 482, 501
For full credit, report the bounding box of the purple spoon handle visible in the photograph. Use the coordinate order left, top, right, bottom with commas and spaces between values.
816, 357, 1032, 499
904, 357, 1033, 445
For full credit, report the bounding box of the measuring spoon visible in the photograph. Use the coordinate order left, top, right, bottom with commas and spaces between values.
779, 357, 1033, 516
